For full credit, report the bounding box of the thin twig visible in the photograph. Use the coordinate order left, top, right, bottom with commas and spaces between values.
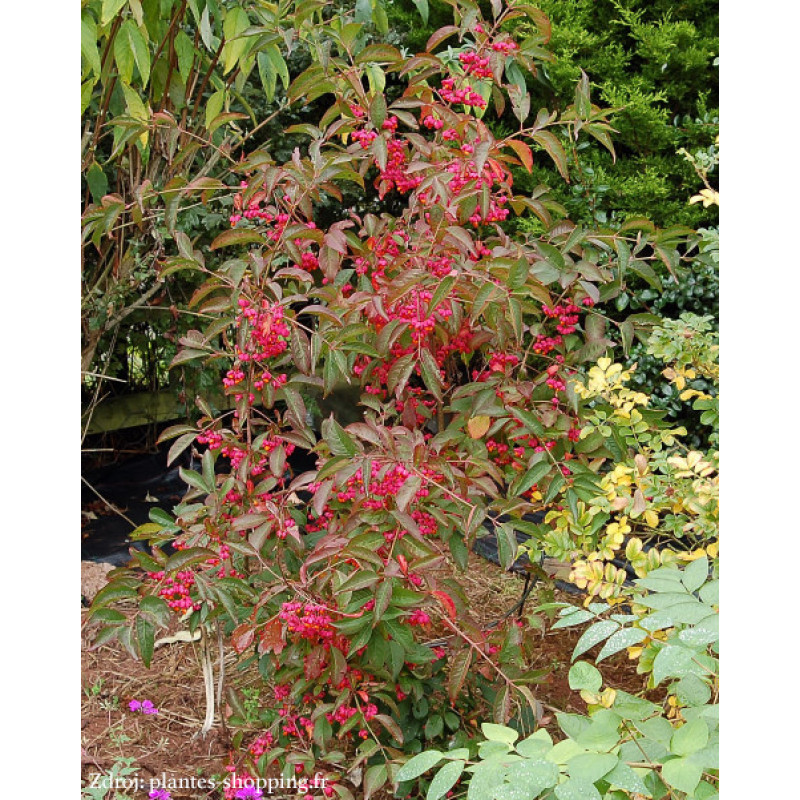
81, 476, 138, 530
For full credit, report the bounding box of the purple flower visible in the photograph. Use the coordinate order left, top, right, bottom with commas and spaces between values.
149, 791, 171, 800
129, 698, 159, 714
234, 788, 263, 799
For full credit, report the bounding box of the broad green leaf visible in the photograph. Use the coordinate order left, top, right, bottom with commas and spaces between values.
426, 760, 464, 800
364, 763, 387, 800
321, 416, 358, 457
369, 91, 387, 129
481, 723, 519, 744
506, 758, 559, 793
221, 6, 251, 74
136, 616, 155, 667
205, 89, 225, 132
120, 82, 149, 123
554, 778, 601, 800
566, 752, 618, 783
81, 19, 102, 76
165, 546, 217, 573
671, 718, 709, 757
515, 729, 553, 758
573, 620, 619, 659
139, 595, 171, 627
681, 556, 709, 593
510, 460, 551, 497
674, 674, 712, 706
101, 0, 128, 26
411, 0, 429, 25
595, 627, 647, 662
568, 661, 602, 692
175, 29, 195, 81
604, 761, 649, 795
652, 645, 696, 685
661, 756, 703, 794
86, 163, 108, 205
395, 750, 444, 782
119, 19, 150, 87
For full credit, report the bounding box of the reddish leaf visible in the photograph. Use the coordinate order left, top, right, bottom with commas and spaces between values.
432, 590, 457, 620
506, 139, 533, 173
304, 646, 327, 681
258, 619, 285, 656
231, 623, 255, 654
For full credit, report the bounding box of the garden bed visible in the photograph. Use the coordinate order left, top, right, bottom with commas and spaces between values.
82, 551, 657, 800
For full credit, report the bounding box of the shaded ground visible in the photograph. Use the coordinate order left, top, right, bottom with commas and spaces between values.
81, 553, 658, 799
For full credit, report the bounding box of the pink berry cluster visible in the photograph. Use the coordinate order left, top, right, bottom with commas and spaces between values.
234, 298, 290, 361
491, 38, 519, 54
147, 569, 199, 612
542, 301, 582, 335
278, 602, 335, 645
458, 50, 492, 79
439, 76, 487, 109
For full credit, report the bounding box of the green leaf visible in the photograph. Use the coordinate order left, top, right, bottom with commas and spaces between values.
364, 763, 387, 800
221, 6, 251, 75
136, 616, 155, 668
174, 29, 195, 81
114, 29, 135, 85
369, 91, 387, 129
509, 407, 544, 435
661, 756, 703, 794
515, 729, 553, 758
165, 547, 217, 573
139, 595, 171, 627
424, 715, 444, 740
652, 645, 696, 685
387, 352, 416, 397
567, 752, 618, 783
448, 648, 472, 704
674, 674, 712, 706
91, 582, 137, 608
681, 556, 709, 593
321, 416, 358, 457
568, 661, 602, 692
86, 163, 108, 205
671, 718, 709, 757
119, 19, 151, 87
101, 0, 127, 26
532, 130, 569, 182
554, 778, 601, 800
339, 570, 380, 593
603, 761, 649, 795
204, 88, 225, 132
373, 580, 393, 624
510, 460, 551, 497
411, 0, 429, 25
120, 81, 149, 123
419, 349, 443, 402
209, 227, 265, 250
395, 750, 444, 782
257, 49, 277, 100
426, 760, 464, 800
573, 620, 619, 659
481, 723, 518, 744
595, 627, 647, 662
506, 758, 559, 794
81, 19, 102, 76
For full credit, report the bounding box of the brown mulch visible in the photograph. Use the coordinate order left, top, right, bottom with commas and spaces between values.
81, 553, 660, 799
